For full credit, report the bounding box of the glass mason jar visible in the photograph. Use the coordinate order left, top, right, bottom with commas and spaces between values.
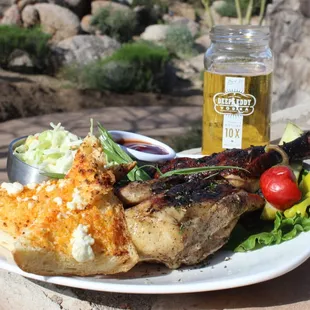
202, 25, 273, 155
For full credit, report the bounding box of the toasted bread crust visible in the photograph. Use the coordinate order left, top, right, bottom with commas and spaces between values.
0, 135, 138, 276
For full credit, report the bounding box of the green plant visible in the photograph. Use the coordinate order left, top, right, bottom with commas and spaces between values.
91, 6, 137, 43
201, 0, 214, 28
164, 25, 196, 59
0, 25, 51, 70
63, 41, 174, 93
216, 0, 261, 18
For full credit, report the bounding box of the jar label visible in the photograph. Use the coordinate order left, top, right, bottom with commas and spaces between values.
212, 76, 256, 149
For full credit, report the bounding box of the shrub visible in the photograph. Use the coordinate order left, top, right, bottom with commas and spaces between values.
164, 25, 196, 59
0, 25, 51, 71
63, 41, 174, 93
216, 0, 270, 18
91, 6, 137, 43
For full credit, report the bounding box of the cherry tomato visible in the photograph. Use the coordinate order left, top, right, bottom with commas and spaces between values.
260, 165, 302, 210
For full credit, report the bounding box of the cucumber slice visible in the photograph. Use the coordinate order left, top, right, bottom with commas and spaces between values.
279, 122, 304, 145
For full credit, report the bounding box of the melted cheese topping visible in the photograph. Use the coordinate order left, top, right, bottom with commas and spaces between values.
70, 224, 95, 262
1, 182, 24, 196
67, 188, 87, 211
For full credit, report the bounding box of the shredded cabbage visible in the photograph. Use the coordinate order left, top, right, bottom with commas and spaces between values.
14, 123, 82, 174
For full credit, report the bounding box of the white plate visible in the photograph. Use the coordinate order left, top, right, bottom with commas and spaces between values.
1, 233, 309, 294
1, 154, 310, 294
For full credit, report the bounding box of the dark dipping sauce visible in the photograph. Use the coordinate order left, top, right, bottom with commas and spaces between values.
118, 139, 169, 155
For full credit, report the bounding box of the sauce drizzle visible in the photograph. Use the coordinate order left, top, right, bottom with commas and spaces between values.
118, 139, 168, 155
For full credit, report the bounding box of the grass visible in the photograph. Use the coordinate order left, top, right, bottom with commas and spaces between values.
0, 25, 51, 71
91, 6, 137, 43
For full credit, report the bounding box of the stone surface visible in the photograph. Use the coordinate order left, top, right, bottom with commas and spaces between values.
55, 35, 120, 65
0, 5, 21, 25
22, 3, 80, 42
266, 0, 310, 112
140, 24, 169, 42
91, 0, 130, 15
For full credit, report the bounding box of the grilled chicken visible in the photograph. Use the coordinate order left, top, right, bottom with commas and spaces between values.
118, 132, 310, 206
125, 176, 265, 268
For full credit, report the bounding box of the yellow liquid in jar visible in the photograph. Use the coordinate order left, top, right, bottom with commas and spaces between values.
202, 70, 272, 154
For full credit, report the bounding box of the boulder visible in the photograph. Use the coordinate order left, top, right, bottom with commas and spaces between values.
266, 0, 310, 112
7, 49, 34, 73
22, 3, 80, 42
0, 5, 21, 26
140, 24, 169, 42
80, 14, 96, 34
169, 2, 196, 21
16, 0, 35, 11
91, 1, 130, 15
195, 34, 210, 53
54, 35, 120, 66
300, 0, 310, 17
0, 0, 14, 18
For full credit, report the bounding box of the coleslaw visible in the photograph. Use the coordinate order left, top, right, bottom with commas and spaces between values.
13, 123, 82, 174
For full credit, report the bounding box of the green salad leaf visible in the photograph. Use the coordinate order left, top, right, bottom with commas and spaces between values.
233, 212, 310, 252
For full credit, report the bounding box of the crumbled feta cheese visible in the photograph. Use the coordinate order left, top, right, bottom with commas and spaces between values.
59, 179, 69, 188
67, 188, 87, 211
46, 184, 56, 192
27, 183, 37, 190
1, 182, 24, 196
70, 224, 95, 262
53, 197, 62, 206
32, 195, 38, 201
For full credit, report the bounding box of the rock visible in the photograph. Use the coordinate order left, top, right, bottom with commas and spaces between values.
16, 0, 35, 11
195, 34, 210, 53
300, 0, 310, 17
187, 53, 204, 72
169, 2, 196, 21
22, 4, 80, 42
54, 35, 121, 66
7, 49, 34, 73
163, 15, 199, 38
266, 0, 310, 112
80, 14, 96, 34
1, 5, 21, 26
0, 0, 14, 18
22, 5, 39, 27
140, 24, 169, 42
91, 1, 130, 15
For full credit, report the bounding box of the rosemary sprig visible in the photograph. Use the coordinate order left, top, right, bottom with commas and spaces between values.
97, 123, 151, 181
158, 165, 249, 178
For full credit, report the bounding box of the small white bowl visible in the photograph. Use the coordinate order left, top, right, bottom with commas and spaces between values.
109, 130, 176, 163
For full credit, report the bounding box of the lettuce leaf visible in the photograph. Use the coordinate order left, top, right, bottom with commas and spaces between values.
234, 212, 310, 252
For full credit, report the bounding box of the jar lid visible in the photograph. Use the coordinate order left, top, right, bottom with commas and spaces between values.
210, 25, 270, 44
